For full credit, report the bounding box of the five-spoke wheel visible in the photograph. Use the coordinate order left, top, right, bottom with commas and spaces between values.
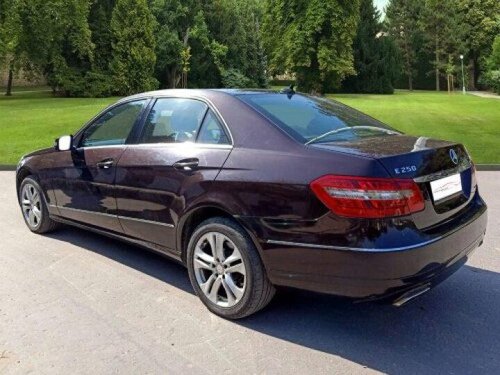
187, 217, 275, 319
193, 232, 247, 308
19, 177, 60, 234
21, 182, 43, 229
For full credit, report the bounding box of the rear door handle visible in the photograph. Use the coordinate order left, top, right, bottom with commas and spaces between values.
96, 158, 115, 169
173, 158, 199, 171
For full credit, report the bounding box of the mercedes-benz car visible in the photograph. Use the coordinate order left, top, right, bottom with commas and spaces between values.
16, 89, 487, 319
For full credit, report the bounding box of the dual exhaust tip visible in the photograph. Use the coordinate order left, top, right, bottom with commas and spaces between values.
392, 284, 431, 307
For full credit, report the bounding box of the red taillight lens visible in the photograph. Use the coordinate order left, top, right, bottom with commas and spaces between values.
310, 175, 425, 218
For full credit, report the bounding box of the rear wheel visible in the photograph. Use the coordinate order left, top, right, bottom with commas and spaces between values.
19, 177, 60, 234
187, 217, 275, 319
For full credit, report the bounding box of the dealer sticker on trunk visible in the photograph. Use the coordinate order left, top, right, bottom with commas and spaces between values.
430, 173, 462, 202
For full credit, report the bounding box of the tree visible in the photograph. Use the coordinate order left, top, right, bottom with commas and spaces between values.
89, 0, 115, 72
342, 0, 400, 94
203, 0, 267, 88
480, 36, 500, 93
457, 0, 500, 89
110, 0, 158, 95
262, 0, 360, 94
386, 0, 424, 91
15, 0, 94, 96
150, 0, 206, 88
0, 0, 21, 95
420, 0, 464, 91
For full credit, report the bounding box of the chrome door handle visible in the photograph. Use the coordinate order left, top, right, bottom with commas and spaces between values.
173, 158, 199, 171
96, 159, 114, 169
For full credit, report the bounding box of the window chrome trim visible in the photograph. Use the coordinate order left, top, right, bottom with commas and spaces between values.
53, 205, 174, 228
126, 142, 233, 150
75, 98, 152, 148
140, 94, 234, 146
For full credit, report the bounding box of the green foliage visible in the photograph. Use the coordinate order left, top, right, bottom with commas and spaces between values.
479, 69, 500, 94
150, 0, 205, 88
486, 36, 500, 70
89, 0, 115, 72
480, 36, 500, 93
386, 0, 500, 91
203, 0, 267, 88
110, 0, 158, 95
386, 0, 425, 90
16, 0, 95, 96
262, 0, 360, 94
0, 0, 21, 66
220, 68, 255, 88
457, 0, 500, 87
341, 0, 400, 94
419, 0, 466, 90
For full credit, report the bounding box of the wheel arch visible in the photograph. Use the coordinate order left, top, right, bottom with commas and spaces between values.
16, 166, 34, 200
177, 204, 265, 265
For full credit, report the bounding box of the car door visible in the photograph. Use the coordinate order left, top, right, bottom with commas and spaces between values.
114, 97, 232, 252
51, 99, 149, 232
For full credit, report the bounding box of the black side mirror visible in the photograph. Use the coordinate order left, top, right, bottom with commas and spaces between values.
55, 135, 73, 151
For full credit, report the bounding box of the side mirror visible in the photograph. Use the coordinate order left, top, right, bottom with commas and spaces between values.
56, 135, 73, 151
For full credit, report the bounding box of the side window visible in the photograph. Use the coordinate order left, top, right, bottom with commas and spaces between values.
197, 111, 230, 145
140, 98, 208, 144
80, 100, 146, 147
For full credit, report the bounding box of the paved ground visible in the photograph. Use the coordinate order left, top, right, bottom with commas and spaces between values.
1, 171, 499, 375
469, 91, 500, 99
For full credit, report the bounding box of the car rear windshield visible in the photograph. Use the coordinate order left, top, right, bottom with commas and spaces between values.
238, 93, 399, 144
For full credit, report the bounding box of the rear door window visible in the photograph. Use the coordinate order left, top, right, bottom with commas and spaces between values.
140, 98, 208, 144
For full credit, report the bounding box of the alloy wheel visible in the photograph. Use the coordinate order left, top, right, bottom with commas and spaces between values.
193, 232, 247, 308
21, 183, 42, 229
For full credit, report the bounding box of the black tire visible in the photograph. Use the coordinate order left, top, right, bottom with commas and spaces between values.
187, 217, 275, 319
19, 176, 60, 234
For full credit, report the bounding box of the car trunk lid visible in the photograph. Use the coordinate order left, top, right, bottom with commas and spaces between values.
311, 135, 476, 229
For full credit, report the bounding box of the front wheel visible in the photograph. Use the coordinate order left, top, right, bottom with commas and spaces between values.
187, 217, 275, 319
19, 177, 60, 234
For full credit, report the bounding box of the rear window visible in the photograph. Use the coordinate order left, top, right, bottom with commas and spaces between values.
238, 93, 398, 144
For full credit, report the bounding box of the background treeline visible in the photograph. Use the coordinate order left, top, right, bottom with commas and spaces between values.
0, 0, 499, 97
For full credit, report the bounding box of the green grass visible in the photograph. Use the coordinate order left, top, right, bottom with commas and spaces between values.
0, 90, 118, 164
0, 88, 499, 164
330, 91, 500, 164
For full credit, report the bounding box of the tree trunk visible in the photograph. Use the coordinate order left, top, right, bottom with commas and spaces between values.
435, 37, 440, 91
468, 57, 477, 90
5, 67, 13, 96
403, 34, 413, 91
166, 66, 177, 88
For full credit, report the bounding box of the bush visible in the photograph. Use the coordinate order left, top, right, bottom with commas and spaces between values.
479, 70, 500, 94
53, 68, 114, 97
269, 79, 295, 87
221, 69, 256, 88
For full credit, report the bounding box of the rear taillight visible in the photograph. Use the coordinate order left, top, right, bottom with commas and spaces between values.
310, 175, 425, 218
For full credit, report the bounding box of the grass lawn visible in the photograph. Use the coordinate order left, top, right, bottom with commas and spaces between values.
0, 89, 118, 165
0, 88, 498, 164
331, 91, 500, 164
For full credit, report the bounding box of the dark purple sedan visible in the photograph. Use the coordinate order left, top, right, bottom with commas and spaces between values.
16, 89, 487, 319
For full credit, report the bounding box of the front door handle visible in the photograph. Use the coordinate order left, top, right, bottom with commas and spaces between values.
96, 158, 115, 169
173, 158, 199, 171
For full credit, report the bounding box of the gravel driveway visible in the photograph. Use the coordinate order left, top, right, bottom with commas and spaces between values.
1, 171, 499, 375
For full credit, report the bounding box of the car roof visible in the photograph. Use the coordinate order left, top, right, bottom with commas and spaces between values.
117, 88, 282, 103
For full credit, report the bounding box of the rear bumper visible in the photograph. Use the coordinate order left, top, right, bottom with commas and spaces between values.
257, 202, 487, 301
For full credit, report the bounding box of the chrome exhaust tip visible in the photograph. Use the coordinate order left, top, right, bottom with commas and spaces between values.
392, 285, 431, 307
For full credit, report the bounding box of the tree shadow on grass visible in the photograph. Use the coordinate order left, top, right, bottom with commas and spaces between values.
48, 226, 500, 374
